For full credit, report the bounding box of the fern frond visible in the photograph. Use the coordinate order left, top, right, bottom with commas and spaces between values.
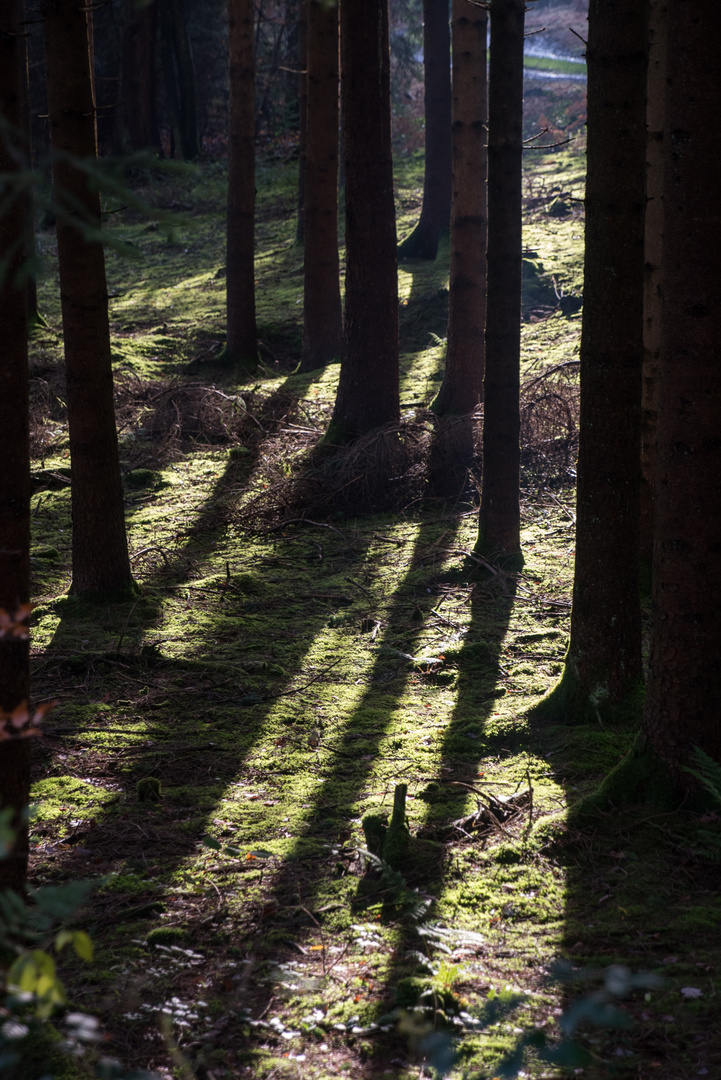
685, 745, 721, 807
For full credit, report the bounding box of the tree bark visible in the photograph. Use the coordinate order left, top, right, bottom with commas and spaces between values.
299, 0, 342, 372
120, 0, 161, 153
328, 0, 399, 442
642, 0, 721, 778
538, 0, 648, 724
397, 0, 452, 262
476, 0, 524, 564
640, 0, 667, 570
159, 0, 199, 160
433, 0, 487, 416
226, 0, 258, 370
0, 0, 32, 891
43, 0, 135, 600
296, 0, 307, 243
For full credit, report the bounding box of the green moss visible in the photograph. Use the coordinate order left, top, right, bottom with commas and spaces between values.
147, 926, 187, 948
382, 783, 410, 870
572, 733, 678, 819
136, 777, 162, 802
533, 665, 644, 727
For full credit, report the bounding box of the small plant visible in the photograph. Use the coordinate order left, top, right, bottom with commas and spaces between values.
684, 745, 721, 858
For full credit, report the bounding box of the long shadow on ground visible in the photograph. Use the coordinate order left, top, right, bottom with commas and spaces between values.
210, 510, 470, 1072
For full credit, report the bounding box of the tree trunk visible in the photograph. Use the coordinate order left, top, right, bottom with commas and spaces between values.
640, 0, 667, 571
43, 0, 136, 600
0, 0, 32, 891
642, 0, 721, 778
296, 0, 307, 243
432, 0, 487, 416
19, 20, 41, 327
159, 0, 199, 160
300, 0, 342, 372
120, 0, 161, 152
476, 0, 524, 565
328, 0, 398, 443
171, 0, 199, 159
226, 0, 258, 370
537, 0, 648, 724
397, 0, 452, 261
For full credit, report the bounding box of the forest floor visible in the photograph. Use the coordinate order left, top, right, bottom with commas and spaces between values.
21, 77, 721, 1080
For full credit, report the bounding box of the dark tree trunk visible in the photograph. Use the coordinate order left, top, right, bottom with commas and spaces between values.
43, 0, 135, 600
476, 0, 524, 565
226, 0, 258, 370
159, 0, 199, 160
0, 0, 32, 891
328, 0, 398, 442
432, 0, 487, 416
640, 0, 667, 571
300, 0, 342, 372
397, 0, 452, 261
120, 0, 161, 153
296, 0, 307, 243
537, 0, 648, 724
19, 21, 41, 327
643, 0, 721, 778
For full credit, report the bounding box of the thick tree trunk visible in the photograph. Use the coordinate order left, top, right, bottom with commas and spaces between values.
432, 0, 487, 416
328, 0, 399, 442
120, 0, 161, 153
538, 0, 648, 724
299, 0, 342, 372
43, 0, 135, 600
397, 0, 452, 262
0, 0, 33, 891
642, 0, 721, 778
640, 0, 667, 571
476, 0, 524, 564
226, 0, 258, 370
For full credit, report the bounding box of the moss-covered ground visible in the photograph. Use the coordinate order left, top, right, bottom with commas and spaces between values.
23, 104, 721, 1080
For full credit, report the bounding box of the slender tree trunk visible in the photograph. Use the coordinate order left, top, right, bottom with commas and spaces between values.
120, 0, 161, 152
296, 0, 307, 243
640, 0, 667, 571
300, 0, 342, 372
397, 0, 452, 261
19, 21, 41, 327
433, 0, 487, 416
158, 0, 198, 160
642, 0, 721, 779
0, 0, 33, 891
159, 0, 183, 156
476, 0, 524, 564
43, 0, 136, 600
171, 0, 199, 159
328, 0, 398, 442
537, 0, 648, 724
226, 0, 258, 370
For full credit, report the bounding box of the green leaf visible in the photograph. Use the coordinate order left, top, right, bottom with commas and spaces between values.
72, 930, 94, 962
55, 929, 74, 952
202, 835, 222, 851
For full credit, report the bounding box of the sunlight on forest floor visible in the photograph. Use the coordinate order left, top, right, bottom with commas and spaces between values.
23, 132, 721, 1080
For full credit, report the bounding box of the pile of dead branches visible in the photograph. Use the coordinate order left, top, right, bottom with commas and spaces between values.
520, 360, 579, 487
237, 418, 441, 528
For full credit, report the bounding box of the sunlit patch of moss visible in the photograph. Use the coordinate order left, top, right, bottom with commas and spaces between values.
31, 777, 116, 827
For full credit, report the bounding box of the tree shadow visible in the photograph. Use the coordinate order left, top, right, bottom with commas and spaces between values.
361, 569, 518, 1075
210, 510, 470, 1052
